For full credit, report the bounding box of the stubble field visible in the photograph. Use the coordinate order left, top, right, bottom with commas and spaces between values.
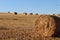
0, 13, 60, 40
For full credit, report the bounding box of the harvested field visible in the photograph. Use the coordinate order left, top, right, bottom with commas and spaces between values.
0, 13, 60, 40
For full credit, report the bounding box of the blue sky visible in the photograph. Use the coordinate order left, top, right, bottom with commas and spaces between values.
0, 0, 60, 14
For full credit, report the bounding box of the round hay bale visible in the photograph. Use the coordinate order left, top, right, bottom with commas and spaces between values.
53, 14, 55, 16
14, 12, 17, 15
34, 15, 60, 37
35, 13, 38, 15
8, 11, 10, 13
57, 14, 60, 16
29, 13, 33, 15
23, 12, 27, 15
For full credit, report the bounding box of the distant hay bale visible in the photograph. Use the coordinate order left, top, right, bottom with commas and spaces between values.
53, 14, 55, 16
35, 13, 38, 15
8, 11, 10, 13
29, 13, 33, 15
14, 12, 17, 15
23, 12, 27, 15
34, 15, 60, 37
57, 14, 60, 16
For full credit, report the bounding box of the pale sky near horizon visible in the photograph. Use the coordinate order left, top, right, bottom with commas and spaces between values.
0, 0, 60, 14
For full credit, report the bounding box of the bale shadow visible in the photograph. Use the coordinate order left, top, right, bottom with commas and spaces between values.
51, 16, 60, 37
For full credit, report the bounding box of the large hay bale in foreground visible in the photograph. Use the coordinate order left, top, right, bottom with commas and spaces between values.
34, 15, 60, 37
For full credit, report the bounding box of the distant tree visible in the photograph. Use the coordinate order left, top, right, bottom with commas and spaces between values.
29, 13, 33, 15
14, 12, 17, 15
